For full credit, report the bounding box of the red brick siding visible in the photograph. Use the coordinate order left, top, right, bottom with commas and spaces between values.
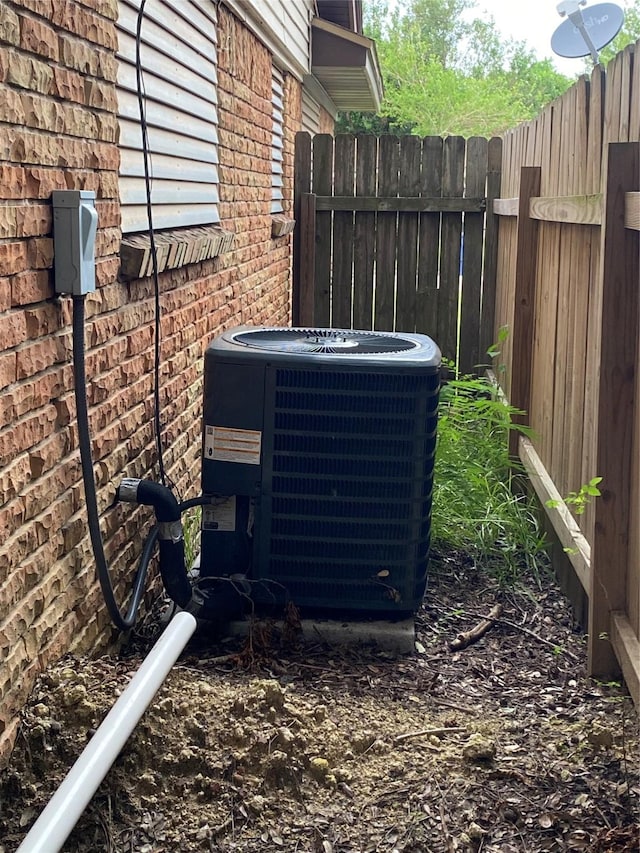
0, 0, 302, 765
318, 105, 335, 135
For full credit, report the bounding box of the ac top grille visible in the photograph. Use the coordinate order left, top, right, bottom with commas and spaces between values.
252, 366, 439, 612
231, 328, 418, 354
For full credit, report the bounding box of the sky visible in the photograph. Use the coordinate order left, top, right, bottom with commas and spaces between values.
463, 0, 629, 74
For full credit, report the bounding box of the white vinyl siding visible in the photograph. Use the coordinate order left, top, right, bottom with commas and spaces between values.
116, 0, 219, 233
272, 67, 284, 215
302, 87, 321, 136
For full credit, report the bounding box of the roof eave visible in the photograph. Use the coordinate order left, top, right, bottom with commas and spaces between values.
311, 17, 383, 113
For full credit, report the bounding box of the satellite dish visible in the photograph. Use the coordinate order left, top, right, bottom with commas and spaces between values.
552, 1, 624, 61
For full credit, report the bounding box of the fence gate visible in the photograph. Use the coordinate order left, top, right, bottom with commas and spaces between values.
293, 132, 501, 374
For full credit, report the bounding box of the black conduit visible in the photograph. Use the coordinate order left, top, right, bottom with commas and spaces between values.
73, 295, 148, 631
74, 293, 216, 628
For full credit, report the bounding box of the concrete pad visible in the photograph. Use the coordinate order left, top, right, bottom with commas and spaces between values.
300, 618, 416, 654
226, 616, 417, 655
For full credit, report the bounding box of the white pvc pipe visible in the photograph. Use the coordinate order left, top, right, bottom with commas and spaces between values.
17, 610, 198, 853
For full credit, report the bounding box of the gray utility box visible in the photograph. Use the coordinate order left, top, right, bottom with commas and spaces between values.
200, 327, 441, 617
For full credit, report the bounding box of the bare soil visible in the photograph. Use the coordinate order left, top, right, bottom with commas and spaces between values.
1, 553, 638, 852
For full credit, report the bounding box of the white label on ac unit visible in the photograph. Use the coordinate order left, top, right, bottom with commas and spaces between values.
203, 496, 236, 532
204, 426, 262, 465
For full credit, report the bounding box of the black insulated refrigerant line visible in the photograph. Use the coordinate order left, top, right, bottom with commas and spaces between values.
116, 478, 193, 611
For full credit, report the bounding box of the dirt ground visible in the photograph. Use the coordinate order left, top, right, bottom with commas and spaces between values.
1, 552, 639, 853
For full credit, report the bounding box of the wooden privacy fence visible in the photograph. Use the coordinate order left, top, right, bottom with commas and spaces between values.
493, 42, 640, 703
292, 132, 501, 374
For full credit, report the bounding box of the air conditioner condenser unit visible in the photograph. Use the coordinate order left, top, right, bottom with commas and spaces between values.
199, 327, 440, 617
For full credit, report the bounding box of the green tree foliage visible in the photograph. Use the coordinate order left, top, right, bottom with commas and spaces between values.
587, 0, 640, 67
337, 0, 573, 137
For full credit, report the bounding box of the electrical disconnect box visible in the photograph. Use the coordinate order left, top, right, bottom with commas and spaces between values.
52, 190, 98, 296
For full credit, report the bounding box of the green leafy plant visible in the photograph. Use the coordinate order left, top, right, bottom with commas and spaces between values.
432, 365, 547, 586
486, 325, 510, 360
340, 0, 574, 138
546, 477, 602, 517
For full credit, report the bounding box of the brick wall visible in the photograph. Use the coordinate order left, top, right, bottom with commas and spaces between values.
318, 105, 335, 135
0, 0, 304, 766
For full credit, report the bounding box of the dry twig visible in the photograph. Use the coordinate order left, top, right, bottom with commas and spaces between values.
450, 604, 503, 650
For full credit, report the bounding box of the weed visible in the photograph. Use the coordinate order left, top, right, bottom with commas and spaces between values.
546, 477, 602, 517
432, 366, 547, 586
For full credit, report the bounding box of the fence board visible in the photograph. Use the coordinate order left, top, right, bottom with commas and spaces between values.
557, 87, 579, 494
438, 136, 465, 362
531, 103, 561, 470
312, 134, 333, 327
566, 78, 590, 510
460, 137, 487, 373
332, 134, 355, 328
630, 40, 640, 141
298, 194, 316, 325
353, 135, 377, 330
395, 136, 421, 332
292, 131, 311, 325
479, 136, 502, 361
582, 65, 605, 542
619, 45, 632, 143
551, 94, 573, 492
416, 137, 443, 341
374, 136, 399, 331
604, 49, 622, 149
589, 66, 605, 192
509, 167, 541, 456
494, 218, 516, 399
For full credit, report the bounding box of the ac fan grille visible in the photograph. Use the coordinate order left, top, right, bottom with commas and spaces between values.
252, 367, 439, 612
232, 328, 418, 354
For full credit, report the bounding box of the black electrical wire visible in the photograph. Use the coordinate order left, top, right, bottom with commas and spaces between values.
135, 0, 170, 489
73, 296, 148, 631
179, 496, 215, 513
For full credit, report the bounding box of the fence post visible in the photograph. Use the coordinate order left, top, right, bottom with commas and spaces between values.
293, 132, 311, 326
509, 166, 541, 457
589, 141, 640, 678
